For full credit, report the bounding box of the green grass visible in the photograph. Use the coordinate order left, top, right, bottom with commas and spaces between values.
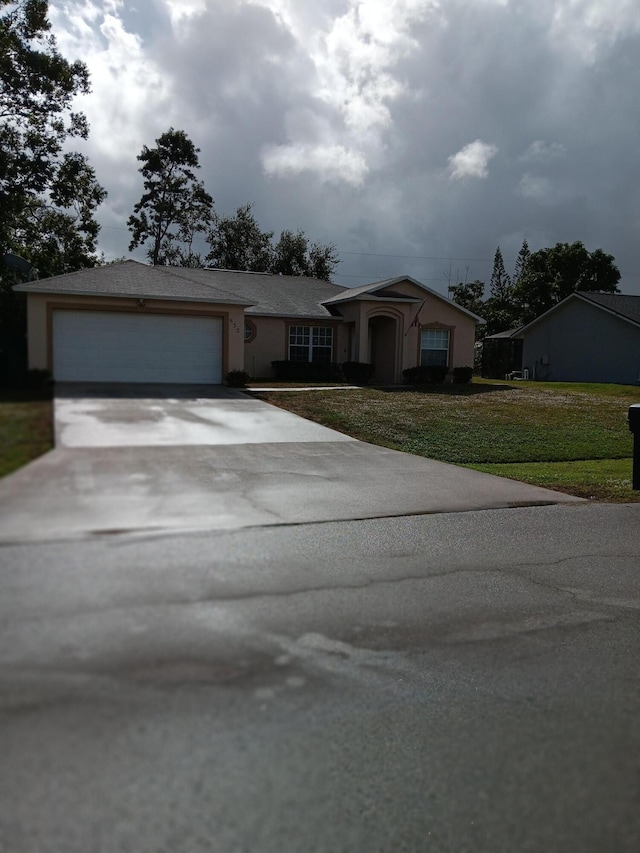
252, 379, 640, 502
0, 388, 53, 478
465, 459, 636, 502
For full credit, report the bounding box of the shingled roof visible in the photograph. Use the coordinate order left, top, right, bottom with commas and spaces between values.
517, 290, 640, 335
13, 260, 485, 321
170, 267, 349, 318
13, 260, 253, 305
14, 260, 351, 319
576, 291, 640, 326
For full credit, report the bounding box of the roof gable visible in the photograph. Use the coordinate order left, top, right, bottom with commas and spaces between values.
517, 291, 640, 335
322, 275, 483, 320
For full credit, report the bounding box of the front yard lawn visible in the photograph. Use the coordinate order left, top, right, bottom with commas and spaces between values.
0, 388, 53, 478
252, 379, 640, 502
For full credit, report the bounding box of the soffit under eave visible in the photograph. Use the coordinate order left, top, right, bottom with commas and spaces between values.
321, 294, 422, 307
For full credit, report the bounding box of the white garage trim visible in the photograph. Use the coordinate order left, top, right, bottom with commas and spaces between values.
52, 310, 224, 384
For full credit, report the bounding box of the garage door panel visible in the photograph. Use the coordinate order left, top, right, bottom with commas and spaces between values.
53, 311, 223, 384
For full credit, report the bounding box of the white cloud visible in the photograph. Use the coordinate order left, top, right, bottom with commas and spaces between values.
518, 173, 553, 201
447, 139, 498, 181
165, 0, 206, 29
517, 172, 575, 206
50, 1, 170, 159
262, 142, 369, 185
520, 140, 567, 163
253, 0, 441, 180
551, 0, 640, 61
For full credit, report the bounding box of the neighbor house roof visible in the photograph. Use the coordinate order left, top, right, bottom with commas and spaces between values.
13, 260, 254, 306
575, 291, 640, 325
322, 275, 483, 321
484, 327, 522, 339
516, 290, 640, 336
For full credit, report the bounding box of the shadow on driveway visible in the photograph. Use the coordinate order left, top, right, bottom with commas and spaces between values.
53, 382, 237, 400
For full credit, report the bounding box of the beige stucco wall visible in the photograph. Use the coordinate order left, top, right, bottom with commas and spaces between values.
331, 282, 477, 382
244, 314, 347, 378
410, 288, 477, 370
26, 293, 246, 376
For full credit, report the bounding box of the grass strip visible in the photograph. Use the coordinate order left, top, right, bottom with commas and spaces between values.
0, 392, 53, 478
465, 459, 638, 503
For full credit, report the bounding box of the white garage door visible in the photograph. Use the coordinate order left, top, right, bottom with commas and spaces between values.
53, 310, 223, 384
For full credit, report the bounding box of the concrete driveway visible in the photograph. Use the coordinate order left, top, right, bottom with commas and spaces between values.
0, 383, 582, 542
53, 383, 356, 448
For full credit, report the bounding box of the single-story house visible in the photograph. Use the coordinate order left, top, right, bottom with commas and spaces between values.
14, 260, 480, 384
515, 291, 640, 384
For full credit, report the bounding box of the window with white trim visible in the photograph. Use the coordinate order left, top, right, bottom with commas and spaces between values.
420, 328, 450, 367
289, 326, 333, 362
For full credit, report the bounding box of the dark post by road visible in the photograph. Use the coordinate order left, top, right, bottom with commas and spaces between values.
628, 404, 640, 490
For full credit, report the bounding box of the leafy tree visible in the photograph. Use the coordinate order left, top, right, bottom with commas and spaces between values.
512, 241, 620, 324
452, 238, 620, 339
207, 203, 274, 271
449, 279, 485, 316
271, 229, 339, 281
0, 0, 106, 275
271, 230, 311, 276
482, 298, 519, 336
159, 183, 213, 268
305, 239, 340, 281
9, 153, 106, 276
128, 128, 213, 265
206, 212, 339, 280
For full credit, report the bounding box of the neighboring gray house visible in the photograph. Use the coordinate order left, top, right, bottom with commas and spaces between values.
516, 291, 640, 385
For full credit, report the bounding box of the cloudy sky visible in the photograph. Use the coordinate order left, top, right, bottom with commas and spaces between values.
49, 0, 640, 295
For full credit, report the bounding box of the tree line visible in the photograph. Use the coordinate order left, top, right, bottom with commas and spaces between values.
126, 128, 339, 279
450, 241, 620, 335
0, 2, 338, 283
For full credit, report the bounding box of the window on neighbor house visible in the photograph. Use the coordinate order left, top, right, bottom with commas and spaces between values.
289, 326, 333, 362
420, 328, 450, 367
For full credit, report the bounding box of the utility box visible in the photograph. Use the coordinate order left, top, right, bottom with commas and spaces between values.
628, 405, 640, 490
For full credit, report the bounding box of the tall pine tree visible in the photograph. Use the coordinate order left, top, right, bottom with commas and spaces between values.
128, 128, 213, 266
512, 238, 530, 287
489, 247, 512, 302
483, 247, 517, 334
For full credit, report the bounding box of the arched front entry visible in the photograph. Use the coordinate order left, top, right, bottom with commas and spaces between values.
368, 314, 399, 383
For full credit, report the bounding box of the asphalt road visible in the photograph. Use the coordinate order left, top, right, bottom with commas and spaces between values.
1, 502, 639, 852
